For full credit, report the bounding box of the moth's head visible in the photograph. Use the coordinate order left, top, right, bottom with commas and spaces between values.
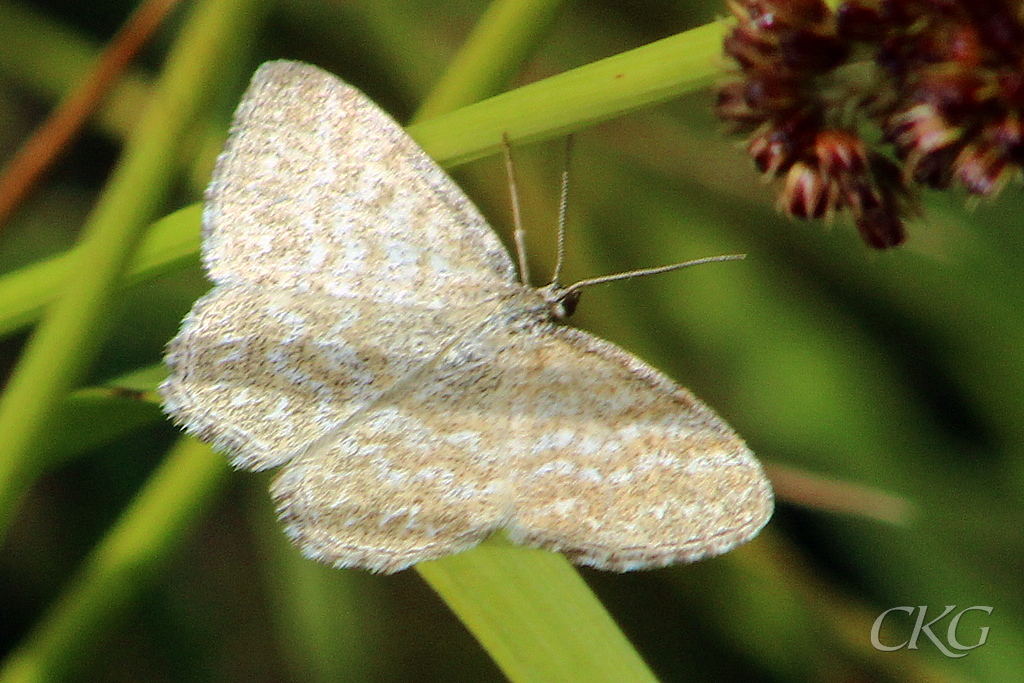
538, 282, 581, 322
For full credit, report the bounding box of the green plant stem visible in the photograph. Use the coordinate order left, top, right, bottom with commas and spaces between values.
0, 0, 260, 540
0, 438, 227, 683
408, 20, 729, 166
418, 539, 657, 683
0, 204, 201, 337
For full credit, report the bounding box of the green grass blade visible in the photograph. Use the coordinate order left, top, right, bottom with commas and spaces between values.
409, 20, 729, 166
0, 205, 201, 338
418, 539, 657, 683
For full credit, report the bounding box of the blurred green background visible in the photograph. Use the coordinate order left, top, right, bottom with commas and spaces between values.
0, 0, 1021, 681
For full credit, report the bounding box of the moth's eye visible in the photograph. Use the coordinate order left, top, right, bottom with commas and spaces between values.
549, 290, 580, 321
560, 290, 581, 319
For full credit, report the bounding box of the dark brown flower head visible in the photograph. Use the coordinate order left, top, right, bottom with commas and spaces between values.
717, 0, 1024, 248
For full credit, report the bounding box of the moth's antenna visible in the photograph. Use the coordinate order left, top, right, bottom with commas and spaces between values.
560, 254, 746, 298
502, 133, 531, 287
510, 135, 747, 322
552, 135, 574, 286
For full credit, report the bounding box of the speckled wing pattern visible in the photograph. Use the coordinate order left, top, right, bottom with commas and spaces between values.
160, 60, 773, 573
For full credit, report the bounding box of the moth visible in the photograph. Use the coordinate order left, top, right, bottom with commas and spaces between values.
160, 61, 772, 573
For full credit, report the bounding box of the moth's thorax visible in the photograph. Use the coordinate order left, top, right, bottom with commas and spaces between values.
481, 282, 584, 332
487, 285, 556, 327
